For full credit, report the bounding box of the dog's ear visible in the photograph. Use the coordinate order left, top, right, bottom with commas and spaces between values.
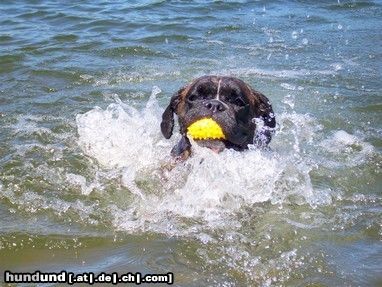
160, 87, 184, 139
250, 89, 276, 147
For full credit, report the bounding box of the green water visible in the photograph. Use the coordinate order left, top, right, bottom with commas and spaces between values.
0, 1, 381, 286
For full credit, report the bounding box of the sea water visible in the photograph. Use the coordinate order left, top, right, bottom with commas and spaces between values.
0, 1, 381, 286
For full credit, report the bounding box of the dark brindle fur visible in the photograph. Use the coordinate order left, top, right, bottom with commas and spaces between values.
161, 75, 276, 159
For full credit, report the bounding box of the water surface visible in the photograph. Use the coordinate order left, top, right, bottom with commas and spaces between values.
0, 1, 381, 286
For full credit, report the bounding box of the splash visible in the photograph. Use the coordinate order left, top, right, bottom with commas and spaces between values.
319, 130, 374, 167
76, 86, 168, 169
2, 87, 375, 239
74, 87, 348, 235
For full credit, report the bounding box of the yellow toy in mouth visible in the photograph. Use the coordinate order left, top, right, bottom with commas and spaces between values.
187, 118, 226, 140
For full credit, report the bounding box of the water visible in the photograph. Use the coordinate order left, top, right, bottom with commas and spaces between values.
0, 0, 381, 286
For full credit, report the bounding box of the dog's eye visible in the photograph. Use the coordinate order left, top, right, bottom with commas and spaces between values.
188, 94, 198, 101
234, 97, 246, 107
188, 93, 210, 102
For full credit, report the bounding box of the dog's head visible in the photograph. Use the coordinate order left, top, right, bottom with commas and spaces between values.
161, 76, 275, 153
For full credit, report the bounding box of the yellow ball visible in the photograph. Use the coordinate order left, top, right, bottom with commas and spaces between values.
187, 118, 226, 140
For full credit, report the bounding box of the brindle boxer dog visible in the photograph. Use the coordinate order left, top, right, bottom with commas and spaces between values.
160, 75, 276, 160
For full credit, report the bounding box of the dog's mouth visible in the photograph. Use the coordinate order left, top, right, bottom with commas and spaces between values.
186, 117, 247, 153
186, 117, 225, 140
185, 117, 225, 153
193, 139, 226, 153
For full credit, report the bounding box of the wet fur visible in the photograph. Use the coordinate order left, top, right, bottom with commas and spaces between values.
161, 76, 276, 160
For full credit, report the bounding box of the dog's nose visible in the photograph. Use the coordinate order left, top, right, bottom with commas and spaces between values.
205, 99, 226, 112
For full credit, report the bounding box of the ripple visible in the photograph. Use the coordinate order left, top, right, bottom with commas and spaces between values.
208, 24, 242, 34
71, 41, 104, 52
0, 35, 13, 43
52, 34, 79, 42
30, 69, 92, 86
98, 46, 170, 58
16, 10, 51, 19
0, 54, 24, 73
140, 34, 190, 44
119, 0, 166, 11
84, 19, 126, 32
325, 1, 379, 10
42, 12, 92, 25
305, 15, 332, 24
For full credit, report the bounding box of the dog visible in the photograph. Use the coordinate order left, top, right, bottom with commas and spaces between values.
160, 75, 276, 159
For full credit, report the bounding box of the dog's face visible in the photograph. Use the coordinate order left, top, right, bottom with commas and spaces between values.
161, 76, 275, 156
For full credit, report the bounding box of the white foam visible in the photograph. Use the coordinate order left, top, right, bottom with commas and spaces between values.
320, 130, 374, 167
280, 83, 304, 91
11, 115, 53, 136
75, 88, 338, 235
211, 67, 336, 79
66, 173, 95, 196
76, 86, 171, 169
